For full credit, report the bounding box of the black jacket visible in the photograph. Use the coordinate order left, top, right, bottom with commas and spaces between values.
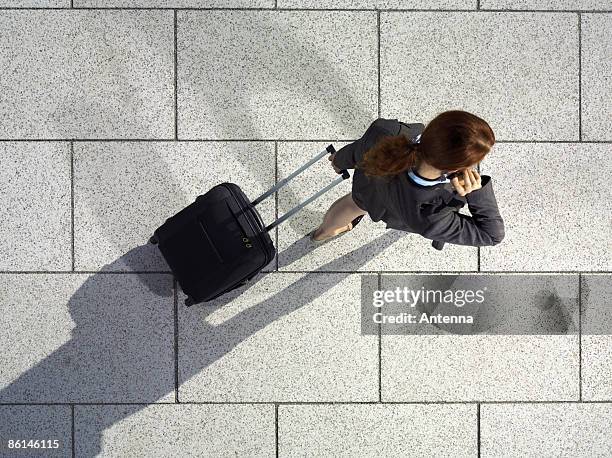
332, 118, 505, 248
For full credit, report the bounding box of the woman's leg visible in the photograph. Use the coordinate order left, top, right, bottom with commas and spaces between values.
313, 192, 367, 240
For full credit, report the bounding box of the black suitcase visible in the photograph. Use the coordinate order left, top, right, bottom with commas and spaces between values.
149, 144, 349, 306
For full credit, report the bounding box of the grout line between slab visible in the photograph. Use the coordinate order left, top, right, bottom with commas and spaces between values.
275, 403, 279, 457
0, 7, 611, 12
174, 10, 178, 141
1, 270, 609, 274
3, 400, 612, 406
378, 273, 382, 402
477, 162, 481, 272
174, 277, 179, 403
0, 138, 609, 143
71, 404, 75, 458
377, 10, 381, 118
274, 142, 279, 271
578, 12, 582, 142
70, 141, 75, 272
0, 138, 610, 143
477, 403, 481, 457
578, 273, 582, 402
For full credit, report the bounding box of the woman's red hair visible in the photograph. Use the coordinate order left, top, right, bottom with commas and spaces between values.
357, 110, 496, 178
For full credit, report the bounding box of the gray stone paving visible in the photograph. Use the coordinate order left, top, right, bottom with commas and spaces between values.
0, 1, 611, 457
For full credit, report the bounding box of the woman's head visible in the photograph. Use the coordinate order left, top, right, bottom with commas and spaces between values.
357, 110, 496, 177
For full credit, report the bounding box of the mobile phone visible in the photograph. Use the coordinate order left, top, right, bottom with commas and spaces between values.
447, 168, 479, 181
446, 170, 465, 181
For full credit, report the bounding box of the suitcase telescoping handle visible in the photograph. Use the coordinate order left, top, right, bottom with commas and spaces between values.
251, 144, 350, 233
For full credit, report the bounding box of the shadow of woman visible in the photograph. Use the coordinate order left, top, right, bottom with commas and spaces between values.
0, 230, 404, 457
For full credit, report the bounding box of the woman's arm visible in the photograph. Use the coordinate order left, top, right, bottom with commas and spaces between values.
420, 175, 505, 246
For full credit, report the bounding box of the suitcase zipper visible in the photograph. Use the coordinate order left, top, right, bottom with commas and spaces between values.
197, 219, 224, 264
216, 183, 272, 293
223, 183, 272, 263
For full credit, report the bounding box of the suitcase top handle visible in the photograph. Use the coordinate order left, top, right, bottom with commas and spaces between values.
251, 144, 347, 207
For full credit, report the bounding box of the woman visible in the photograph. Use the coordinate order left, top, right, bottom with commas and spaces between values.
309, 110, 505, 248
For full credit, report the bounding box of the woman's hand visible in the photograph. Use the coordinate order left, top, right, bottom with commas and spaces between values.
329, 152, 341, 173
450, 169, 482, 196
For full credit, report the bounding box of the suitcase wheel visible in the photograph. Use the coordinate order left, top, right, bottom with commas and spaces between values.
185, 296, 195, 307
149, 235, 159, 245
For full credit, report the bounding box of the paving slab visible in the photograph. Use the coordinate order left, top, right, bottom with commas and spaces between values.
381, 11, 578, 141
177, 10, 378, 140
0, 0, 68, 6
581, 13, 612, 141
381, 334, 579, 401
0, 142, 71, 271
0, 10, 174, 139
0, 273, 175, 403
380, 272, 579, 401
276, 142, 477, 272
582, 334, 612, 401
581, 274, 612, 401
178, 272, 378, 402
479, 143, 611, 271
75, 404, 274, 457
278, 0, 473, 8
482, 0, 612, 10
73, 141, 275, 272
76, 0, 273, 6
278, 403, 476, 457
481, 403, 612, 457
0, 405, 72, 458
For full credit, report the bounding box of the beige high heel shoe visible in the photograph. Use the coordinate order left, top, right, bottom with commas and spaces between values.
308, 215, 364, 244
